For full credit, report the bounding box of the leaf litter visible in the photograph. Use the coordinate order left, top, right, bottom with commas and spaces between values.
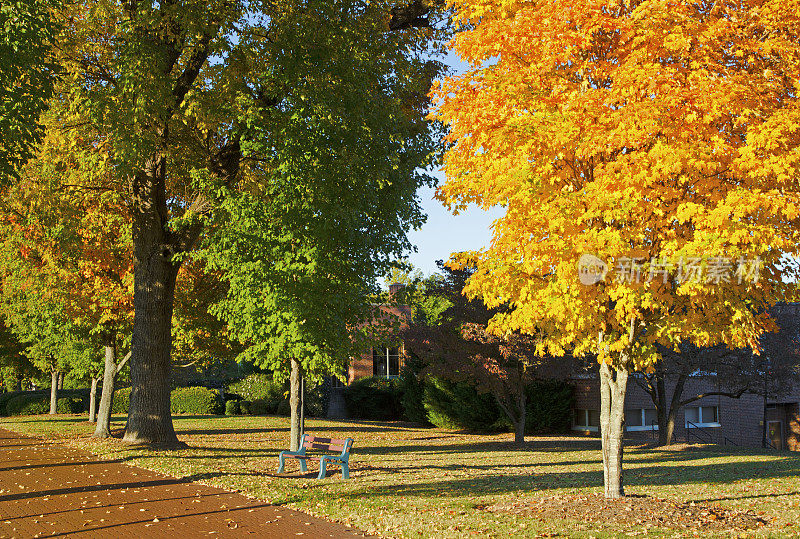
482, 493, 771, 533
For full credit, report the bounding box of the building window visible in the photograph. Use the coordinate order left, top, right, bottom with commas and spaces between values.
573, 409, 600, 432
626, 408, 659, 431
373, 347, 400, 378
685, 405, 720, 428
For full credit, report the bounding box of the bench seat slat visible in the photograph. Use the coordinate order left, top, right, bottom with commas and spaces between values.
308, 443, 344, 451
303, 438, 349, 448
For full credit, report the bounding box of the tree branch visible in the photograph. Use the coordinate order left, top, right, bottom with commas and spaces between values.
389, 0, 445, 30
677, 387, 750, 408
170, 29, 218, 116
115, 351, 132, 375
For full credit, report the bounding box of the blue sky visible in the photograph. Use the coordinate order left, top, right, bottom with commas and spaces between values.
403, 51, 506, 277
406, 180, 504, 277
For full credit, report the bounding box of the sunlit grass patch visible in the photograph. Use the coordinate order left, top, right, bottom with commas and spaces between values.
2, 414, 799, 537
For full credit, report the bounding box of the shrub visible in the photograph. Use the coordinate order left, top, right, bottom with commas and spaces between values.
250, 399, 269, 415
0, 390, 37, 416
399, 355, 429, 424
525, 380, 574, 433
423, 377, 503, 431
171, 386, 223, 415
343, 377, 403, 420
58, 397, 84, 414
225, 399, 241, 416
239, 400, 251, 415
4, 393, 86, 415
302, 383, 328, 418
111, 387, 132, 414
228, 374, 285, 414
5, 393, 49, 415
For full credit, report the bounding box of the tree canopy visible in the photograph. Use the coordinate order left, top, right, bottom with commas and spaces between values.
0, 0, 60, 182
433, 0, 800, 497
10, 0, 449, 444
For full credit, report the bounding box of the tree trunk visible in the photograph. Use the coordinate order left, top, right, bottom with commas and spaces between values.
599, 362, 629, 499
663, 408, 677, 446
514, 392, 527, 444
57, 372, 63, 390
123, 156, 182, 446
656, 369, 669, 446
289, 358, 302, 451
94, 339, 119, 439
49, 370, 58, 415
89, 376, 99, 423
664, 374, 686, 446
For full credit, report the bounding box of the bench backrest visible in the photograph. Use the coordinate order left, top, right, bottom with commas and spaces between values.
301, 434, 353, 457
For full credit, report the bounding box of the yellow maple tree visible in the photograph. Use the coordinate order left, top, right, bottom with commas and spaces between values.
433, 0, 800, 497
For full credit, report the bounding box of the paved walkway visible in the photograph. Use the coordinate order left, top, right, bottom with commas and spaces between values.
0, 428, 368, 538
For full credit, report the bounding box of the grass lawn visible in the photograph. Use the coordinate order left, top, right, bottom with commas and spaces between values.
1, 414, 798, 538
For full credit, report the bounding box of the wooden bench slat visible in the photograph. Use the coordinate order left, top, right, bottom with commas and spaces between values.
302, 437, 349, 449
308, 443, 343, 451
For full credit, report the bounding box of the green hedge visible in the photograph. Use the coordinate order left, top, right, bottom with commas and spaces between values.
525, 380, 574, 433
226, 374, 326, 417
399, 356, 429, 424
171, 386, 223, 415
111, 387, 132, 414
111, 386, 224, 415
4, 393, 85, 416
225, 399, 241, 415
423, 377, 504, 431
417, 377, 574, 434
0, 390, 35, 416
343, 377, 403, 420
227, 374, 285, 414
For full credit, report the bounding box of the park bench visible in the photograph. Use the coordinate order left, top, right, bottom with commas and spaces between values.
277, 434, 354, 480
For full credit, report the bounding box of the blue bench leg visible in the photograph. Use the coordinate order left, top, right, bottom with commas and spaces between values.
278, 454, 285, 473
300, 459, 307, 473
342, 461, 349, 480
317, 458, 327, 479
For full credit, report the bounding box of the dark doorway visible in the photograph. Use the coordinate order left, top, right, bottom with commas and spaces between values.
768, 420, 784, 450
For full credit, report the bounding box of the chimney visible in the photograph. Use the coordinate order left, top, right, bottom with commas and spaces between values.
388, 283, 405, 297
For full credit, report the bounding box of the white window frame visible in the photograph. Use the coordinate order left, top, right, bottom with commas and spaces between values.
373, 346, 401, 379
685, 405, 721, 428
626, 408, 659, 432
572, 409, 599, 432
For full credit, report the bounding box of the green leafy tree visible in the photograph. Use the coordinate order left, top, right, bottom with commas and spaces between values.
38, 0, 447, 445
202, 18, 444, 444
0, 322, 36, 391
0, 0, 60, 182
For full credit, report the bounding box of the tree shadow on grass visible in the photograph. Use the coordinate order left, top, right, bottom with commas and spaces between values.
0, 417, 91, 424
353, 437, 601, 457
333, 458, 800, 501
691, 490, 800, 503
176, 428, 283, 436
624, 445, 800, 465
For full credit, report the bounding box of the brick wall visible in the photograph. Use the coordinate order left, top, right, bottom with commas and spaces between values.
571, 374, 800, 450
348, 304, 410, 383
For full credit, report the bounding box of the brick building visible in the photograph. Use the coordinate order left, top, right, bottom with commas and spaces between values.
326, 284, 411, 418
571, 375, 800, 450
344, 299, 412, 383
572, 303, 800, 450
